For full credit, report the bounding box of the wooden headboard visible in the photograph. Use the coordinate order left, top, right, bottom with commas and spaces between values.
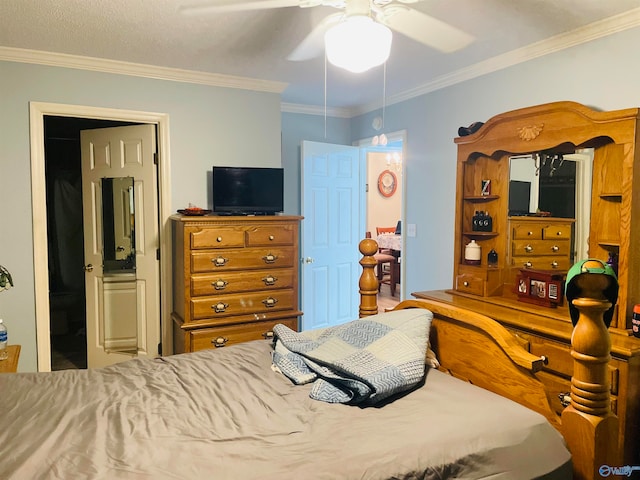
357, 238, 619, 480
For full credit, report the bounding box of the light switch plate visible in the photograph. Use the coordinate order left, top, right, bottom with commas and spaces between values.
407, 223, 416, 237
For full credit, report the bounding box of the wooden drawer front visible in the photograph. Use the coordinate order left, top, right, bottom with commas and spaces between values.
542, 224, 572, 240
455, 273, 484, 296
536, 371, 618, 417
189, 226, 246, 249
191, 247, 295, 273
191, 289, 296, 320
536, 370, 572, 418
529, 337, 572, 377
190, 318, 297, 352
512, 239, 570, 257
512, 224, 543, 240
191, 268, 295, 296
511, 255, 571, 271
245, 225, 295, 246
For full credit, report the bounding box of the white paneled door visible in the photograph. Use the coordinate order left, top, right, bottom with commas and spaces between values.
81, 125, 160, 368
301, 141, 363, 331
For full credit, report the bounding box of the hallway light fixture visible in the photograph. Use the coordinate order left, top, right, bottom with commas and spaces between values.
324, 16, 392, 74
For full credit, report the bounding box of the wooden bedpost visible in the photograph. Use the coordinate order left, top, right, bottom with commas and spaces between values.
359, 239, 379, 317
561, 267, 620, 480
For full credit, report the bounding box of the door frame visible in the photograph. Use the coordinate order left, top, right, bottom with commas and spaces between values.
356, 129, 407, 299
29, 102, 172, 371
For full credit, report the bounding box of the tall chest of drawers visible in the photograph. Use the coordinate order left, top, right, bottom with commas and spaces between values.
171, 215, 303, 353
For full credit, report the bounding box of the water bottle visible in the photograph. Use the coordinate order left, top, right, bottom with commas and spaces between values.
0, 319, 7, 361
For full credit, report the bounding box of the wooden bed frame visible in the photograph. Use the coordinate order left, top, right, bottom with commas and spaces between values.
357, 238, 619, 480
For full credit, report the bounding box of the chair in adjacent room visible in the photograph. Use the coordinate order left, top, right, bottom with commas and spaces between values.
366, 231, 399, 297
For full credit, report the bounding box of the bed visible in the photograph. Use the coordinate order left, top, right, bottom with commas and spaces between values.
0, 239, 618, 479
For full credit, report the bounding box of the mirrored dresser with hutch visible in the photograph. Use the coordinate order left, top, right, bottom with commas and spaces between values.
413, 101, 640, 464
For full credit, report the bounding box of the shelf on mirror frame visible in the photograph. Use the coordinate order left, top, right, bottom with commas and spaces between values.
463, 231, 499, 238
598, 240, 621, 248
463, 195, 500, 202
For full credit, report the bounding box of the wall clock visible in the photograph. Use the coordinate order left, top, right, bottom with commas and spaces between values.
378, 170, 397, 197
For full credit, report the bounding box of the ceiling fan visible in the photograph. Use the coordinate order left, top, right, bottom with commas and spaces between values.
179, 0, 474, 72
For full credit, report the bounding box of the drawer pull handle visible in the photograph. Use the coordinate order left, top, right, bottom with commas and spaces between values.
527, 231, 533, 236
212, 302, 228, 313
212, 256, 229, 267
463, 281, 469, 287
558, 392, 571, 408
262, 297, 278, 308
556, 231, 563, 236
262, 253, 278, 264
269, 235, 275, 241
524, 262, 532, 268
551, 245, 559, 252
550, 261, 559, 268
212, 279, 228, 290
212, 336, 228, 348
262, 275, 277, 286
262, 331, 274, 339
524, 244, 533, 253
216, 236, 223, 242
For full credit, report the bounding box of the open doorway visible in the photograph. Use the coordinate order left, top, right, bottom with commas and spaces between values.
357, 131, 406, 310
30, 102, 173, 372
45, 116, 139, 370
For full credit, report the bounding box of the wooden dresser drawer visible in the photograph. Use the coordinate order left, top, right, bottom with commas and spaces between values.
191, 247, 295, 273
455, 273, 484, 296
191, 289, 297, 320
189, 226, 246, 249
190, 318, 297, 352
191, 268, 295, 296
245, 225, 295, 246
512, 224, 543, 240
512, 239, 570, 257
510, 255, 570, 271
542, 224, 572, 240
529, 336, 573, 377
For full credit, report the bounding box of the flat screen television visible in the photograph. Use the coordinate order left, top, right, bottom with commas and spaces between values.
508, 180, 531, 216
212, 166, 284, 215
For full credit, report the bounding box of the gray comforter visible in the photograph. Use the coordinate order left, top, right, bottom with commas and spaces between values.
0, 340, 571, 479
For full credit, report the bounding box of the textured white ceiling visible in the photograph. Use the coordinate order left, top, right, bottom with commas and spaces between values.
1, 0, 639, 110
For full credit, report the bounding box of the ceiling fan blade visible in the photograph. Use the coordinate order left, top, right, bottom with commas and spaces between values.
380, 5, 474, 53
287, 12, 342, 61
179, 0, 300, 15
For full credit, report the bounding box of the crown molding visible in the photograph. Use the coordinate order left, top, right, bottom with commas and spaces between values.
280, 102, 352, 118
0, 46, 288, 94
350, 7, 640, 117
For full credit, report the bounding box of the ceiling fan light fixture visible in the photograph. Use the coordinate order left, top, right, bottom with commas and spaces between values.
324, 15, 392, 73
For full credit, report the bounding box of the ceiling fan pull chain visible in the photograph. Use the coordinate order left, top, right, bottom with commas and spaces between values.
324, 52, 328, 139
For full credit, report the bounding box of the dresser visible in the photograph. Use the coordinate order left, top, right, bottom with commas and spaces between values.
430, 100, 640, 465
171, 215, 302, 353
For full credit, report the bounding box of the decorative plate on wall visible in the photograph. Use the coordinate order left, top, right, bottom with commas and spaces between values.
378, 170, 397, 197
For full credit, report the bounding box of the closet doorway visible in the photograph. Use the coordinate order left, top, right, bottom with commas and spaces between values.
30, 102, 173, 372
45, 117, 141, 370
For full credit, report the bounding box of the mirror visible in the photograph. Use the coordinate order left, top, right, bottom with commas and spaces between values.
102, 177, 136, 274
509, 148, 593, 261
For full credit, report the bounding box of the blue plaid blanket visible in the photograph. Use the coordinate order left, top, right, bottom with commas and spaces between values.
272, 309, 432, 405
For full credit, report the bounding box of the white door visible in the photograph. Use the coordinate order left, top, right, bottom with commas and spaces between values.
81, 125, 160, 368
301, 141, 363, 331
